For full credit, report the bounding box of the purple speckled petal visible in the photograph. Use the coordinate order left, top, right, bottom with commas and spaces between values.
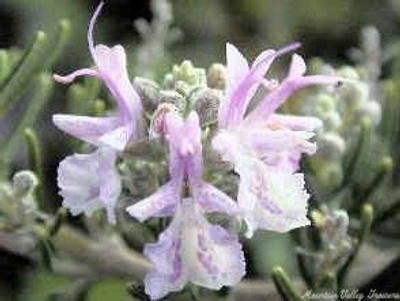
235, 155, 310, 237
180, 199, 245, 290
144, 213, 186, 300
126, 181, 180, 222
143, 199, 245, 300
192, 182, 238, 216
57, 147, 121, 224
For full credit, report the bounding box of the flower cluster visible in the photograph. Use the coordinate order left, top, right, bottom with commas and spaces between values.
53, 3, 339, 300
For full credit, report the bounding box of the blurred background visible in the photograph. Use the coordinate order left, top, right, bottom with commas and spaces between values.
0, 0, 400, 300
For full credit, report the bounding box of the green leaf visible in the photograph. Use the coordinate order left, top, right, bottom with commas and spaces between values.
0, 73, 53, 163
45, 19, 71, 68
0, 31, 49, 115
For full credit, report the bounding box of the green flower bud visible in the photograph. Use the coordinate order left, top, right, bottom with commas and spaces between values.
318, 132, 345, 160
149, 102, 178, 139
337, 81, 369, 108
317, 161, 343, 188
191, 88, 222, 127
322, 111, 342, 131
133, 77, 160, 111
12, 170, 38, 198
336, 66, 360, 80
207, 63, 227, 90
163, 60, 207, 89
157, 90, 186, 112
315, 94, 336, 113
354, 100, 382, 126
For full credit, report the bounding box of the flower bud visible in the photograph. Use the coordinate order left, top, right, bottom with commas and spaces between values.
337, 81, 369, 109
317, 161, 343, 188
315, 94, 335, 113
149, 102, 178, 139
322, 111, 342, 131
336, 66, 360, 80
311, 210, 325, 229
192, 88, 222, 126
12, 170, 38, 198
157, 90, 186, 112
133, 77, 160, 111
163, 60, 207, 89
207, 63, 227, 90
354, 100, 382, 126
332, 210, 350, 236
318, 132, 345, 160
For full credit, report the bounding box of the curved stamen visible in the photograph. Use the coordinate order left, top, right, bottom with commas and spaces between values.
88, 1, 104, 59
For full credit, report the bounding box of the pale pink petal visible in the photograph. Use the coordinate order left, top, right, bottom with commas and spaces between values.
52, 114, 126, 150
288, 53, 307, 77
98, 124, 132, 151
225, 43, 250, 93
92, 44, 143, 127
243, 128, 317, 157
126, 181, 180, 222
220, 43, 301, 129
57, 147, 120, 224
249, 74, 340, 121
219, 46, 273, 129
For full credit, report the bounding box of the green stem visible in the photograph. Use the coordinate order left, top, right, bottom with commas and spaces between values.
24, 128, 44, 184
0, 225, 152, 280
372, 199, 400, 229
23, 128, 45, 205
271, 266, 304, 301
291, 229, 314, 288
337, 204, 373, 292
331, 118, 371, 198
355, 156, 392, 204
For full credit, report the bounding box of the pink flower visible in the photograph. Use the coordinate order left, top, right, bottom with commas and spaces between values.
127, 111, 245, 300
54, 2, 142, 223
53, 2, 143, 151
213, 43, 339, 237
